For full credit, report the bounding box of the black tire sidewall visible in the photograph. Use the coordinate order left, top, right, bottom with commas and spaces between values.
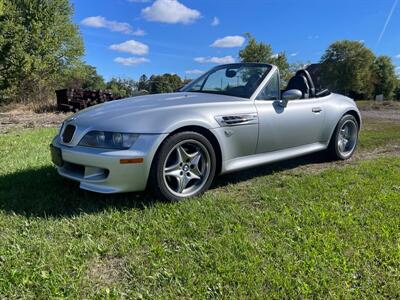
150, 131, 217, 201
331, 114, 359, 160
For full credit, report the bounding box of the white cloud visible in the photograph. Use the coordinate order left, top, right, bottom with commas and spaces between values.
211, 35, 245, 48
307, 35, 319, 40
114, 57, 150, 66
271, 53, 279, 59
185, 69, 205, 75
395, 53, 400, 59
211, 16, 220, 26
81, 16, 145, 36
110, 40, 149, 55
142, 0, 201, 24
132, 28, 146, 36
290, 52, 298, 57
194, 56, 235, 64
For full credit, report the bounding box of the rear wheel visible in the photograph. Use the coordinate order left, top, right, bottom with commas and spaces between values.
149, 131, 216, 201
328, 114, 359, 160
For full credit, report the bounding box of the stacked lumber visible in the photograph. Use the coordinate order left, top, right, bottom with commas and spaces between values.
55, 89, 121, 112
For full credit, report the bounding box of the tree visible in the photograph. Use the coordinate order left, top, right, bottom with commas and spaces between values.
61, 63, 105, 90
162, 73, 183, 91
320, 40, 375, 97
239, 34, 273, 63
239, 34, 291, 85
371, 56, 397, 99
271, 53, 290, 83
396, 78, 400, 100
138, 74, 149, 91
148, 74, 183, 94
0, 0, 84, 104
106, 78, 138, 98
81, 66, 105, 90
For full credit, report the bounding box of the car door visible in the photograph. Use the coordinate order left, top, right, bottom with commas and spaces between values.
254, 70, 325, 153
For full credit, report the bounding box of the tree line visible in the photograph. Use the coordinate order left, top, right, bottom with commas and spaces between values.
239, 35, 400, 100
1, 0, 399, 106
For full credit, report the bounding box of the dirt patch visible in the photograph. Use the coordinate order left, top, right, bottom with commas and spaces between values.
287, 145, 400, 175
84, 255, 128, 289
0, 108, 71, 134
357, 100, 400, 111
361, 110, 400, 123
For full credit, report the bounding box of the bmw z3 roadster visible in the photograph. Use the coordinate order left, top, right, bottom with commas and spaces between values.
51, 63, 361, 201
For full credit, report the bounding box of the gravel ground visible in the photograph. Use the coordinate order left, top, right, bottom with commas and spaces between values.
0, 109, 71, 134
361, 109, 400, 122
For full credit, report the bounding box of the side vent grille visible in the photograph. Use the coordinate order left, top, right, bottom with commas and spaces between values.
222, 116, 252, 125
215, 114, 258, 127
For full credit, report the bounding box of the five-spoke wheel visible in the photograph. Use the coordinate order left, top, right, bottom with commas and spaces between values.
329, 114, 359, 160
150, 131, 216, 201
163, 140, 211, 197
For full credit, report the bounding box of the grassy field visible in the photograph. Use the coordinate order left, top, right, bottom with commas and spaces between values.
0, 108, 400, 298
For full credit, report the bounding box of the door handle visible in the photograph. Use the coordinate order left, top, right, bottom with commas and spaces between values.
312, 107, 322, 113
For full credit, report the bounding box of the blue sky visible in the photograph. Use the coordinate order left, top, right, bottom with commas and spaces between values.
71, 0, 400, 81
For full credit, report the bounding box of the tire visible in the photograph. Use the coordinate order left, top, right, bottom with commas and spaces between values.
149, 131, 217, 201
328, 114, 359, 160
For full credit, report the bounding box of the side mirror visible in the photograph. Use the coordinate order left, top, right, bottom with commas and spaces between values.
225, 69, 237, 78
281, 89, 302, 107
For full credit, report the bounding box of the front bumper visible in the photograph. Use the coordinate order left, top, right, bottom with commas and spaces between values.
51, 134, 167, 193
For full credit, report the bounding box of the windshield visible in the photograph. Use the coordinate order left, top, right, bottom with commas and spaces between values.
181, 63, 272, 98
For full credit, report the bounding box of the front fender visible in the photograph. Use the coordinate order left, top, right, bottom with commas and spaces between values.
323, 95, 361, 145
162, 114, 219, 133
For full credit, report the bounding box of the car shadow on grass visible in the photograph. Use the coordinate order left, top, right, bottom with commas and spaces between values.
0, 166, 157, 217
0, 152, 328, 217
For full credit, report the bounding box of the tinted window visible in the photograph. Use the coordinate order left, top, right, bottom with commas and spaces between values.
256, 71, 280, 100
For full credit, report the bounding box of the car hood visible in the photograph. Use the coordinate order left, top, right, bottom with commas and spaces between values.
66, 92, 253, 134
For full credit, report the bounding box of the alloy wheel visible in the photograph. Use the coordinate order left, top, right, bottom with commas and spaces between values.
162, 139, 211, 197
337, 119, 358, 156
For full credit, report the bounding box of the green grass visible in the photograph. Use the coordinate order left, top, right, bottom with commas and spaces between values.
359, 119, 400, 150
0, 121, 399, 298
356, 100, 400, 150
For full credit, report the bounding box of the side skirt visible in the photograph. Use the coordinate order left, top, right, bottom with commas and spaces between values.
221, 142, 327, 174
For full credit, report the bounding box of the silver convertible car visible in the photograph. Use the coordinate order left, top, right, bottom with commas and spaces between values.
51, 63, 361, 201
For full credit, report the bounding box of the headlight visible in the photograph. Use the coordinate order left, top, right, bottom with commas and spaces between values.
78, 131, 139, 149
